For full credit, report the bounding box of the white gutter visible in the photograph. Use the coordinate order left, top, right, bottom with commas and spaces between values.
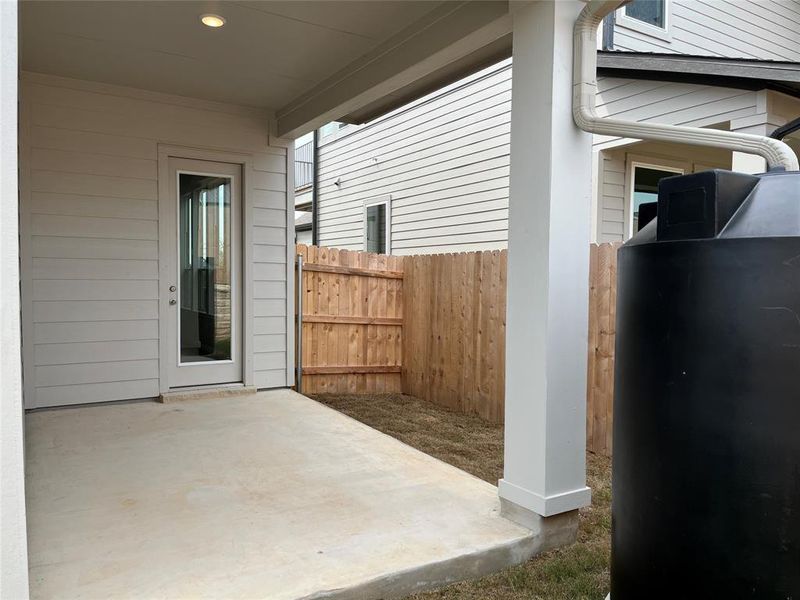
573, 0, 799, 171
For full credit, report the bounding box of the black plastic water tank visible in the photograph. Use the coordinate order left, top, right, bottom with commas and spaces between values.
611, 169, 800, 599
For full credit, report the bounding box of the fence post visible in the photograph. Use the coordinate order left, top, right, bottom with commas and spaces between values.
296, 253, 303, 394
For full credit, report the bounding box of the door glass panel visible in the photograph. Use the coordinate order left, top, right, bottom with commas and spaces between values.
179, 174, 232, 363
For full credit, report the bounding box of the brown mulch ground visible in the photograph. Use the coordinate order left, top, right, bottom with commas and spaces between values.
311, 392, 612, 600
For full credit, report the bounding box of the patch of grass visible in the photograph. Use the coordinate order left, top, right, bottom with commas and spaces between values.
311, 392, 611, 600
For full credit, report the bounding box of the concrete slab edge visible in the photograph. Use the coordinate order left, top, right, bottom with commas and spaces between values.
158, 385, 257, 404
298, 533, 543, 600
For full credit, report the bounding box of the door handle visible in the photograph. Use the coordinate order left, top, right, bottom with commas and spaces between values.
169, 299, 177, 305
169, 285, 176, 292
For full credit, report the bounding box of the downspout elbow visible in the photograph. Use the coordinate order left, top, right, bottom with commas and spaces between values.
572, 89, 599, 134
573, 0, 799, 172
759, 136, 800, 171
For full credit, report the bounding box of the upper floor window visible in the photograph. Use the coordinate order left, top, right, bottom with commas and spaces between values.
624, 0, 666, 29
617, 0, 670, 40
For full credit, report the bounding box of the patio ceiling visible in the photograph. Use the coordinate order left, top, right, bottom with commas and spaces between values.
20, 0, 512, 137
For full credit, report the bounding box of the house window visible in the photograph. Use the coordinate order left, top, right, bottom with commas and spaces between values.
624, 0, 666, 29
629, 163, 683, 236
364, 197, 390, 254
618, 0, 670, 40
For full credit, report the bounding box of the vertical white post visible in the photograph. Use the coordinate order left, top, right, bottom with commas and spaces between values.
1, 1, 30, 597
498, 0, 592, 529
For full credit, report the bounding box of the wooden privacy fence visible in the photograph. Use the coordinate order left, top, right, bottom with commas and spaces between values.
296, 245, 404, 394
296, 243, 620, 456
403, 250, 507, 423
586, 243, 621, 456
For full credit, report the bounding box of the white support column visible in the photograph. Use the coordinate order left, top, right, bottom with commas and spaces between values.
499, 0, 592, 529
1, 1, 30, 598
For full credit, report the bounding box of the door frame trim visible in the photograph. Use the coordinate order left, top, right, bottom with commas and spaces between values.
157, 145, 255, 393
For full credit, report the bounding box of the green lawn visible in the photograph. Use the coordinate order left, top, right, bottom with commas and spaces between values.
311, 393, 612, 600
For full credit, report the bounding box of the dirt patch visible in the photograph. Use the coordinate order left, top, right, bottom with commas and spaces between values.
311, 392, 611, 600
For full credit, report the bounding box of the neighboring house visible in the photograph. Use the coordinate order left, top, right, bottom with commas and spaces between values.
307, 0, 800, 254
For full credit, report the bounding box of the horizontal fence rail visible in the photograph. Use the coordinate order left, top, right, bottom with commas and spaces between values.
296, 243, 620, 456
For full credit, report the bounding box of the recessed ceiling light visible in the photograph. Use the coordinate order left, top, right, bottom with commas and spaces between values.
201, 14, 226, 28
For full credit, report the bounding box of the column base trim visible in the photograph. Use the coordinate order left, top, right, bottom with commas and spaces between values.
498, 478, 591, 517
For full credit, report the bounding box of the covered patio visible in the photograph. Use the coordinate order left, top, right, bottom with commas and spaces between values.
3, 1, 595, 597
26, 390, 556, 599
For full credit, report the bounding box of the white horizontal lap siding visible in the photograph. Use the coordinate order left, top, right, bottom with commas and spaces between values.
20, 73, 285, 407
613, 1, 800, 61
251, 152, 289, 389
598, 151, 626, 243
317, 63, 512, 254
594, 77, 759, 149
317, 57, 764, 255
23, 91, 161, 406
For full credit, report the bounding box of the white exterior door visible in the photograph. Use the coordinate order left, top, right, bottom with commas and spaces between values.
163, 158, 243, 388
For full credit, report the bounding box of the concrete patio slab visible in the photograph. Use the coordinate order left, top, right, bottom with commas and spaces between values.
25, 390, 549, 599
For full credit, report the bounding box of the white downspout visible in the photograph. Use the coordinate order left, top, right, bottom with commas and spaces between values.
573, 0, 799, 171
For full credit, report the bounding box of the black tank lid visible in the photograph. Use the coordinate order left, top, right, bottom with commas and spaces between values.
627, 169, 800, 246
